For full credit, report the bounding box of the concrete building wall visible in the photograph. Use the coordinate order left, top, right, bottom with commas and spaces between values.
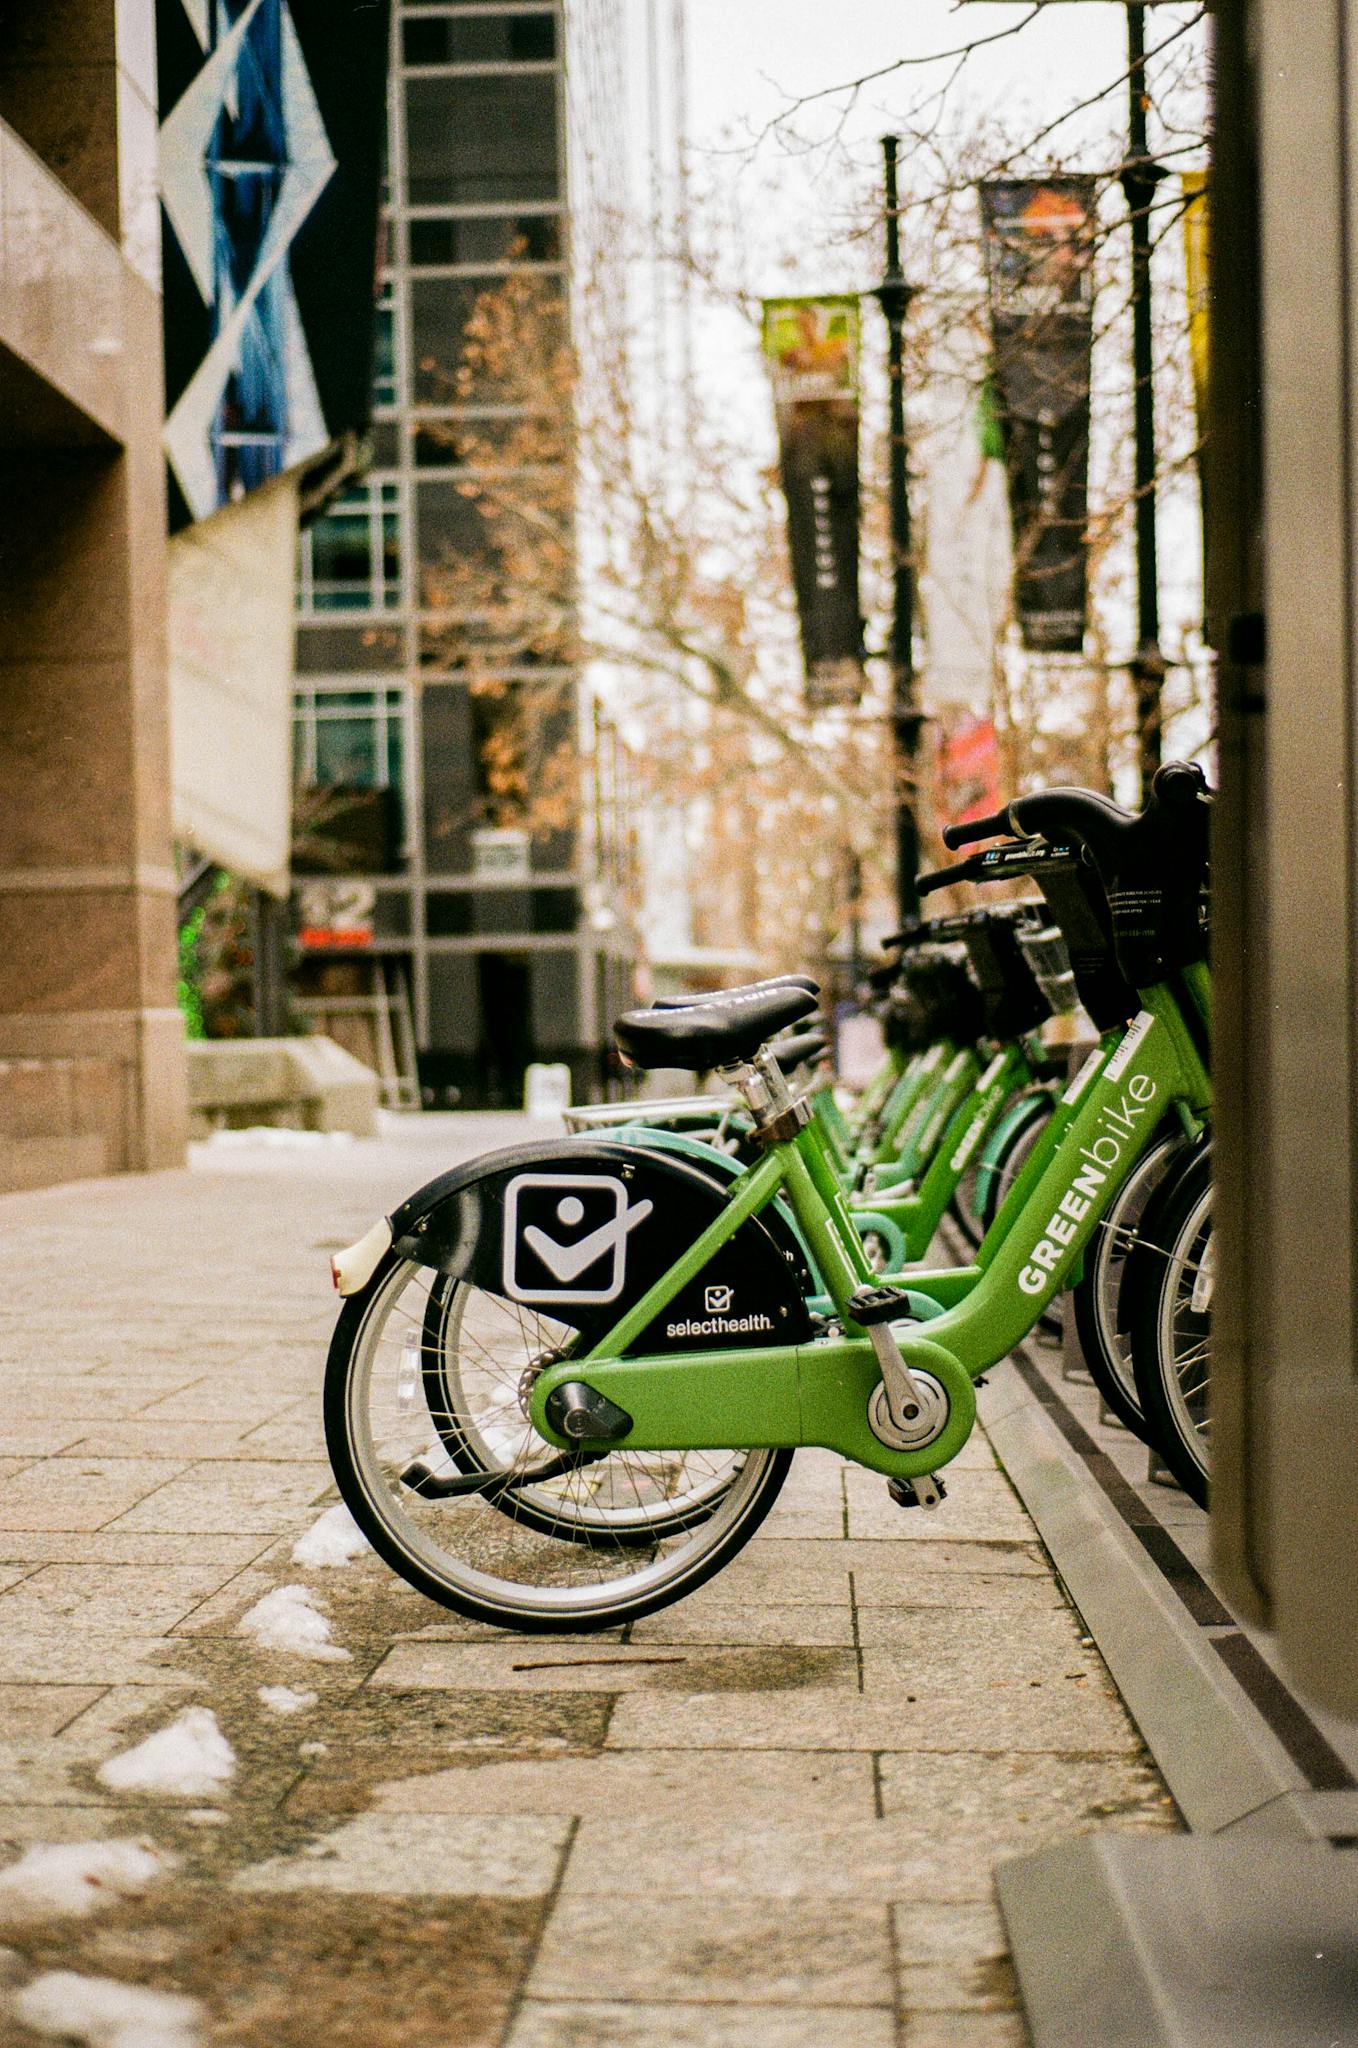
1211, 0, 1358, 1717
0, 0, 187, 1191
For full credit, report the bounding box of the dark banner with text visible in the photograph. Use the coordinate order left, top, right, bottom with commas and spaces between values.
762, 297, 865, 706
979, 178, 1096, 654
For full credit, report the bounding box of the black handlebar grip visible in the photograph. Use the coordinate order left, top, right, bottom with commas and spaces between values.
1151, 760, 1211, 804
941, 805, 1012, 851
917, 858, 980, 896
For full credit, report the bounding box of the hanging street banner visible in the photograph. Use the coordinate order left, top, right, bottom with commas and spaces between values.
762, 296, 865, 707
1181, 170, 1210, 433
1181, 170, 1211, 636
979, 178, 1097, 654
936, 713, 1004, 832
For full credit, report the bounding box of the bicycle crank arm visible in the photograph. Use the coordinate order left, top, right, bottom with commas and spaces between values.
529, 1335, 976, 1482
400, 1447, 607, 1500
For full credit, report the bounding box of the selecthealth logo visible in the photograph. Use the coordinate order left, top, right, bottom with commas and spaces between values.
1018, 1021, 1159, 1298
666, 1285, 773, 1339
502, 1173, 653, 1305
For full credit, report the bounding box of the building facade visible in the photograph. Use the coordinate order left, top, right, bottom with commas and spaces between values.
292, 0, 637, 1108
0, 0, 188, 1193
159, 0, 391, 907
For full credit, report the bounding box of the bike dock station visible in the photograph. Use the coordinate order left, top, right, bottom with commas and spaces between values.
986, 1326, 1358, 2044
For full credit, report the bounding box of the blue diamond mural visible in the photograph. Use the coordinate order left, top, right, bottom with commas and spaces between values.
158, 0, 390, 528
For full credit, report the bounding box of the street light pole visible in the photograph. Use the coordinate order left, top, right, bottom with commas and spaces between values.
875, 135, 925, 926
1120, 2, 1167, 801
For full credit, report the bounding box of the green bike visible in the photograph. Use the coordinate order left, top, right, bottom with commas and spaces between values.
322, 764, 1211, 1631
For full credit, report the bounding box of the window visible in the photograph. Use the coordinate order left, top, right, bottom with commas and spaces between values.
417, 475, 490, 567
402, 13, 556, 65
298, 480, 403, 615
404, 75, 558, 205
410, 274, 564, 404
372, 287, 398, 410
293, 685, 407, 793
413, 413, 533, 468
409, 277, 496, 402
407, 212, 561, 268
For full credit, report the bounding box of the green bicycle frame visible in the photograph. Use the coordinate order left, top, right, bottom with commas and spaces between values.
845, 1043, 904, 1135
846, 1042, 1032, 1259
529, 988, 1210, 1485
860, 1042, 948, 1169
865, 1045, 983, 1192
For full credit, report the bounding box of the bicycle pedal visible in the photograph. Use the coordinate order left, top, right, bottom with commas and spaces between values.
887, 1474, 947, 1510
846, 1283, 915, 1326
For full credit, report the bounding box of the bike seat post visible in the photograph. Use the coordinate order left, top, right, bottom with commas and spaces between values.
721, 1048, 811, 1145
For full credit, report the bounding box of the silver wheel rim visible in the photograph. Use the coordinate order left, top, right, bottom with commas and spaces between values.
1156, 1185, 1213, 1480
433, 1277, 745, 1531
342, 1259, 780, 1621
1090, 1133, 1185, 1409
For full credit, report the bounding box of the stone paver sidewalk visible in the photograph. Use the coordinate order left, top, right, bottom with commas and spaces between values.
0, 1116, 1178, 2047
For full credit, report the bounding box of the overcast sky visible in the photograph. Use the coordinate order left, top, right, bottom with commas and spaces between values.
683, 0, 1131, 146
625, 3, 1213, 773
678, 2, 1204, 283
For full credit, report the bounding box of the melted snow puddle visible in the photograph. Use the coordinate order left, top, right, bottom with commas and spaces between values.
96, 1709, 235, 1800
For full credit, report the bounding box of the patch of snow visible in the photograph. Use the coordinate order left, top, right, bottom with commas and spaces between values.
237, 1584, 350, 1662
13, 1970, 203, 2048
257, 1685, 317, 1717
193, 1125, 354, 1149
0, 1842, 172, 1925
298, 1741, 328, 1758
96, 1708, 235, 1800
291, 1503, 370, 1568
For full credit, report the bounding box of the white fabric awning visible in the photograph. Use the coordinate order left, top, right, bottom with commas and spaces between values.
167, 471, 299, 898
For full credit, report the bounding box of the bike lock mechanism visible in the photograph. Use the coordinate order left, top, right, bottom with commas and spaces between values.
721, 1045, 812, 1147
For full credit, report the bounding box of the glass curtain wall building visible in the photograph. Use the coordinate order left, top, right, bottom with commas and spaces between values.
292, 0, 636, 1107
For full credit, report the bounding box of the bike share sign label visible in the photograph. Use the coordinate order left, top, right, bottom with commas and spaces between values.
502, 1174, 653, 1306
1017, 1023, 1161, 1297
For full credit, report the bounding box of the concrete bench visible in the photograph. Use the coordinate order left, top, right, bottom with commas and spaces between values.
185, 1035, 380, 1139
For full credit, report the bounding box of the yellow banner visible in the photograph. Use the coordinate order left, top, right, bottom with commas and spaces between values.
1182, 171, 1209, 439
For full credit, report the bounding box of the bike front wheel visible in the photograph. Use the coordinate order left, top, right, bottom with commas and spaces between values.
324, 1254, 792, 1632
1126, 1147, 1212, 1506
1071, 1126, 1196, 1441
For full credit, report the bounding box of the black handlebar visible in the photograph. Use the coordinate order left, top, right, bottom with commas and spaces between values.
917, 856, 985, 896
941, 806, 1011, 850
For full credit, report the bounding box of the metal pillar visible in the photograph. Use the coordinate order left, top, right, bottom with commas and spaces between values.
1120, 3, 1168, 801
875, 136, 925, 926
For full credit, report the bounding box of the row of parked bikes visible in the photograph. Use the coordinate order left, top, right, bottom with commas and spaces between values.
324, 761, 1213, 1634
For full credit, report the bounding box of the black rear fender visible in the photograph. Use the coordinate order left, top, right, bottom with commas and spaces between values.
385, 1139, 814, 1353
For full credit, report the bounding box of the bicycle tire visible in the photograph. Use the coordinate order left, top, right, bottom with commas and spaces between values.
1070, 1126, 1193, 1441
1125, 1146, 1212, 1507
324, 1251, 793, 1632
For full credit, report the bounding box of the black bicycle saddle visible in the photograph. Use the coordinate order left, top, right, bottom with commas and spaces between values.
614, 984, 819, 1072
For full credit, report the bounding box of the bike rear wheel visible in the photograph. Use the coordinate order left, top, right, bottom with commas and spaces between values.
324, 1254, 792, 1631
